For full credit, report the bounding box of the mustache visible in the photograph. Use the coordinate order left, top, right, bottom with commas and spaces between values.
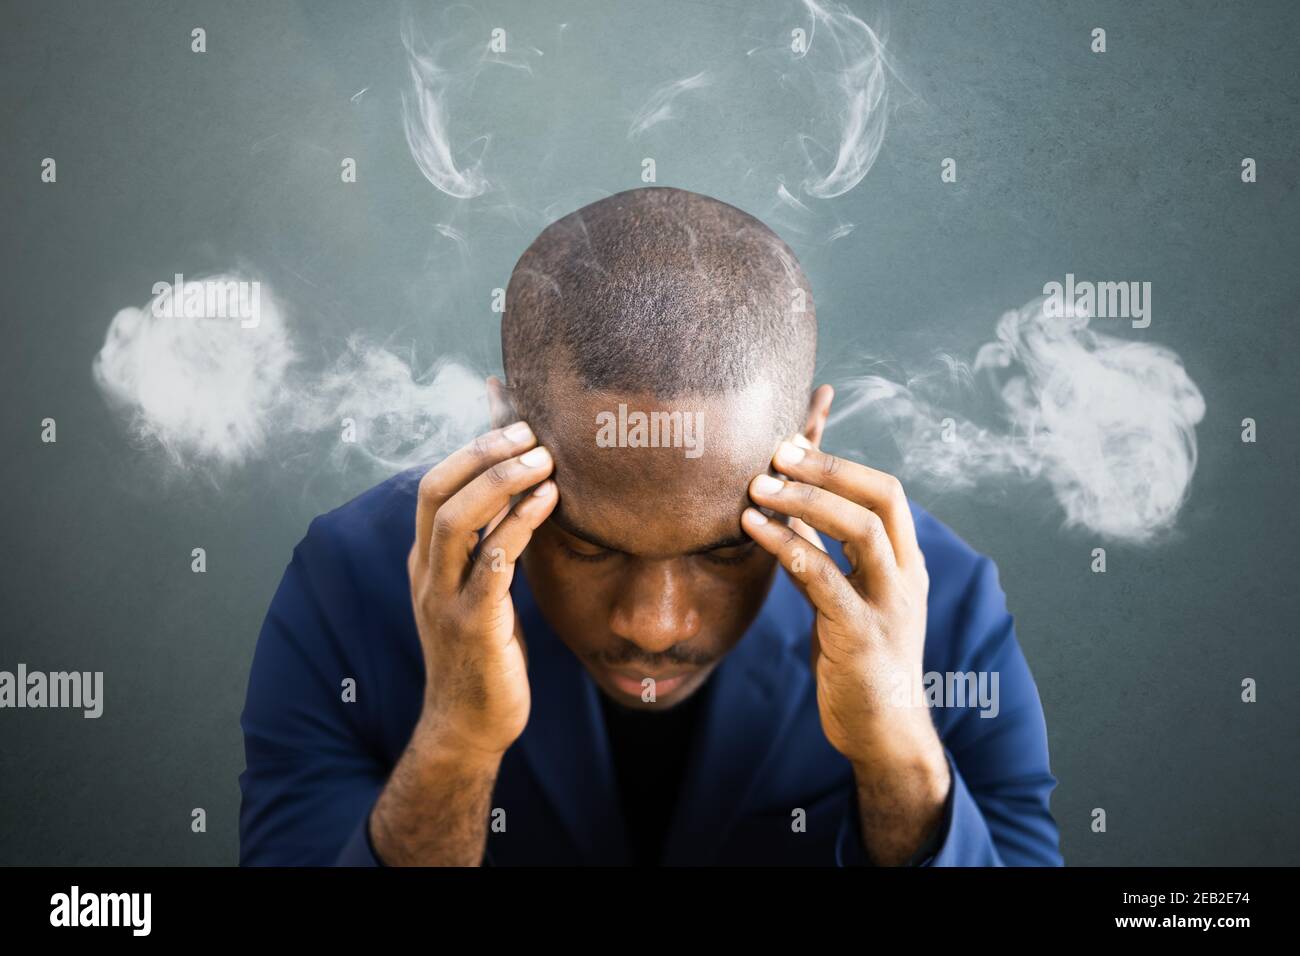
593, 644, 719, 670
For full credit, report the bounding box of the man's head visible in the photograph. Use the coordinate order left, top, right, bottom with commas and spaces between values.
494, 186, 830, 709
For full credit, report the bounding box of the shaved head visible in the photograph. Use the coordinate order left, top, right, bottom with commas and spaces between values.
501, 186, 817, 440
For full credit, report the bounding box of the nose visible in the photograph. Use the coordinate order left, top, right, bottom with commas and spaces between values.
608, 559, 702, 654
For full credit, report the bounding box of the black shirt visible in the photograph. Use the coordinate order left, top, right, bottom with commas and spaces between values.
597, 676, 714, 866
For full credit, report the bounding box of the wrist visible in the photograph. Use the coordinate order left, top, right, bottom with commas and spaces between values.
413, 708, 509, 771
848, 718, 948, 797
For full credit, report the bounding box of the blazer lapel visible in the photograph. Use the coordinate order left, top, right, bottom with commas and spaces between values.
510, 566, 631, 864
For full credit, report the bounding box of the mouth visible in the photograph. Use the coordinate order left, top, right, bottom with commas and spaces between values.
604, 666, 694, 698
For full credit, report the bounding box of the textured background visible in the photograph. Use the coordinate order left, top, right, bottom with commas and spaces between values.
1, 0, 1297, 865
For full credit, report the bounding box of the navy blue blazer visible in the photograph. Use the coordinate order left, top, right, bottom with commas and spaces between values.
238, 470, 1063, 866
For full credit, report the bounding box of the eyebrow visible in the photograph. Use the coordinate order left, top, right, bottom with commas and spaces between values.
548, 503, 754, 555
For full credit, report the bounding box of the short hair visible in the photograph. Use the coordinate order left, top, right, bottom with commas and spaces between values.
501, 186, 817, 438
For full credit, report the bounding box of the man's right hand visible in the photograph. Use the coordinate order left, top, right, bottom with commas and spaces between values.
369, 421, 556, 866
408, 420, 557, 759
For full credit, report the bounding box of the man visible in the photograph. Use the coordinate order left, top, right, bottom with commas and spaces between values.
238, 186, 1062, 866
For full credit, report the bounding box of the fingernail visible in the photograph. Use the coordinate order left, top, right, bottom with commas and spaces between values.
532, 480, 554, 497
744, 507, 768, 525
792, 434, 813, 450
753, 474, 784, 495
520, 446, 551, 468
775, 441, 805, 467
505, 421, 533, 443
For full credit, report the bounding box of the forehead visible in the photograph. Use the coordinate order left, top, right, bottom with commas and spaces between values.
538, 381, 782, 557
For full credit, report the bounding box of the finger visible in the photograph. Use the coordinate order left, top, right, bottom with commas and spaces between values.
430, 445, 554, 592
788, 516, 826, 554
749, 474, 899, 597
482, 502, 511, 540
771, 439, 923, 572
465, 480, 559, 606
740, 507, 862, 627
415, 421, 536, 572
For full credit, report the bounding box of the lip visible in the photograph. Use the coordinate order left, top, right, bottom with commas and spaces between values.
605, 667, 693, 698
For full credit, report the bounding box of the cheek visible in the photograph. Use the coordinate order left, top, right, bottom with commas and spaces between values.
519, 543, 617, 642
721, 553, 781, 620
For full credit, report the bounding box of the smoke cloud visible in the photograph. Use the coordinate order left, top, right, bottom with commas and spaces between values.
828, 297, 1206, 544
92, 276, 488, 478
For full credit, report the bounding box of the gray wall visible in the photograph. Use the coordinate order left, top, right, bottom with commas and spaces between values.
1, 0, 1296, 865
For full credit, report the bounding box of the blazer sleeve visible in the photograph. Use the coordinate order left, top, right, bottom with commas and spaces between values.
836, 555, 1063, 867
238, 522, 388, 866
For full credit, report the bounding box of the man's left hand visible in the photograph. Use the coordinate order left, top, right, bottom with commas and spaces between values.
742, 437, 951, 864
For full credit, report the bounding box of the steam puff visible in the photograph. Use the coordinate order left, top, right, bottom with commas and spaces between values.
399, 6, 542, 199
831, 298, 1207, 544
796, 0, 891, 199
307, 338, 489, 471
400, 11, 492, 199
92, 277, 297, 469
92, 278, 488, 475
627, 72, 713, 140
400, 0, 893, 227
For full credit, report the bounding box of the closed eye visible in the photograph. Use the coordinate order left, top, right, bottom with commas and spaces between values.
560, 541, 616, 563
699, 542, 759, 566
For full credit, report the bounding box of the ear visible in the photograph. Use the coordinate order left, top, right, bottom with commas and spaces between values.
486, 375, 518, 430
798, 384, 834, 449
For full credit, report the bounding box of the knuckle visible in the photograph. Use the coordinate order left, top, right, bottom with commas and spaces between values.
828, 582, 858, 619
797, 482, 819, 514
431, 508, 460, 541
469, 433, 493, 462
418, 468, 443, 501
819, 452, 842, 479
816, 557, 844, 590
484, 463, 509, 488
860, 511, 887, 545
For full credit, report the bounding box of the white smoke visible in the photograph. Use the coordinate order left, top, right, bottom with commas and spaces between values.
399, 0, 896, 242
829, 297, 1206, 544
398, 3, 540, 200
793, 0, 893, 199
627, 72, 714, 140
92, 278, 298, 469
92, 276, 488, 476
305, 337, 489, 471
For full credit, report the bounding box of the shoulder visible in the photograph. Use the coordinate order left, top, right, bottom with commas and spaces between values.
908, 498, 987, 586
906, 499, 1019, 667
299, 467, 424, 562
906, 499, 1000, 611
268, 467, 426, 649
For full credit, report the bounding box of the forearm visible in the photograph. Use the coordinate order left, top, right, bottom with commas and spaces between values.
368, 712, 503, 866
850, 735, 951, 866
